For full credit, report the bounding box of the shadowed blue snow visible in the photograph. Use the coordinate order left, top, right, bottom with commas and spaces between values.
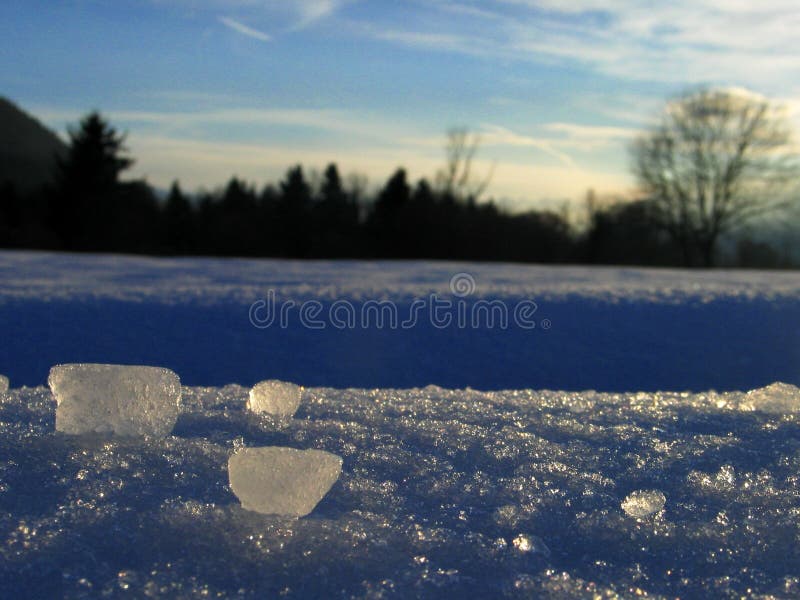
2, 382, 800, 597
0, 251, 798, 392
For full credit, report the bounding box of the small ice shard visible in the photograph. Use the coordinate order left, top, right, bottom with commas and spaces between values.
247, 380, 302, 417
741, 382, 800, 414
48, 363, 181, 437
0, 374, 8, 393
621, 489, 666, 518
511, 533, 551, 557
228, 447, 342, 517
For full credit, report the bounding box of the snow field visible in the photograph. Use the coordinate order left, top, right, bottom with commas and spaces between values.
2, 380, 800, 597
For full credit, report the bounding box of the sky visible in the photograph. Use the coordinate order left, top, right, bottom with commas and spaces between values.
2, 1, 800, 210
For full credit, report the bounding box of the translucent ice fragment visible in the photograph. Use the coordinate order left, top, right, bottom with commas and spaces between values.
741, 382, 800, 414
621, 489, 666, 518
0, 374, 8, 393
512, 533, 551, 557
228, 446, 342, 517
48, 363, 181, 437
247, 380, 302, 417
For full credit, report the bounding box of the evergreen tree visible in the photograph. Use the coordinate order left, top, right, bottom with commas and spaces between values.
219, 177, 259, 255
313, 163, 359, 256
50, 111, 134, 249
277, 166, 313, 256
162, 181, 195, 254
368, 168, 410, 256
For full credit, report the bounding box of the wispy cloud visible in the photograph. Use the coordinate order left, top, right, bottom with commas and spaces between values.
293, 0, 343, 29
162, 1, 347, 34
32, 105, 424, 149
479, 124, 578, 169
366, 27, 480, 54
363, 1, 800, 93
218, 16, 271, 41
542, 122, 637, 150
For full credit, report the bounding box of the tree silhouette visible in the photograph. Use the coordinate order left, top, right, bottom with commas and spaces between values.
631, 88, 798, 266
368, 168, 411, 256
50, 111, 136, 249
11, 103, 794, 266
583, 198, 678, 265
435, 127, 494, 204
312, 164, 359, 256
277, 165, 313, 257
220, 177, 260, 255
162, 181, 195, 254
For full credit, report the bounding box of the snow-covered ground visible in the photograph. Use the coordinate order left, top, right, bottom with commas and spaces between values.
1, 251, 799, 391
3, 382, 800, 598
1, 251, 799, 597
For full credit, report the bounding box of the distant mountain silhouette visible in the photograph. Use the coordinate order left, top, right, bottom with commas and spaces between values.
0, 96, 67, 191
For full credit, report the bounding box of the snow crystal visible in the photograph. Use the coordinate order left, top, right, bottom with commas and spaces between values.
247, 380, 302, 417
740, 382, 800, 414
49, 363, 180, 437
0, 374, 7, 393
621, 489, 666, 518
228, 446, 342, 517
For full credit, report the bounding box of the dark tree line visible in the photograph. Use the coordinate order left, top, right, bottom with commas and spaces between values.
0, 111, 794, 267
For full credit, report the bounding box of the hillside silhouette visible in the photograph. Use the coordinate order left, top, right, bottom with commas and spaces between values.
0, 97, 66, 192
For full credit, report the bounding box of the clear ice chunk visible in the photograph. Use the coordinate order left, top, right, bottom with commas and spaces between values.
228, 446, 342, 517
48, 363, 181, 437
512, 533, 551, 556
247, 380, 302, 417
621, 489, 666, 518
741, 382, 800, 414
0, 374, 8, 393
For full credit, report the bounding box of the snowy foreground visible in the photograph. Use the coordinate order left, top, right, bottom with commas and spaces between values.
2, 380, 800, 598
1, 251, 799, 597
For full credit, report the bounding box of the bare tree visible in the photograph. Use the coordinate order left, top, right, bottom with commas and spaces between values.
631, 88, 798, 266
435, 127, 494, 203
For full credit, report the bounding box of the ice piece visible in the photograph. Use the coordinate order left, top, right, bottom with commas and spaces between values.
48, 363, 181, 437
228, 446, 342, 517
0, 374, 8, 393
621, 489, 666, 518
247, 380, 302, 417
741, 382, 800, 414
512, 533, 551, 557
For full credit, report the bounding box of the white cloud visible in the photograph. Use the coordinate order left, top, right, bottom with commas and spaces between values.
362, 1, 800, 94
293, 0, 342, 28
354, 21, 490, 57
218, 16, 271, 41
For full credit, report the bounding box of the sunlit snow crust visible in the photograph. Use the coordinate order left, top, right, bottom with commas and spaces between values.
2, 382, 799, 598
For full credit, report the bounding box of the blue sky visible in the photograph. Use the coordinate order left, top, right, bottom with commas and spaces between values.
2, 1, 799, 209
